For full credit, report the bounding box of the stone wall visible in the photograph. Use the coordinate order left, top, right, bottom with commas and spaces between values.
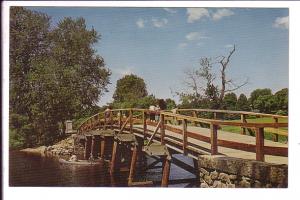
198, 155, 288, 188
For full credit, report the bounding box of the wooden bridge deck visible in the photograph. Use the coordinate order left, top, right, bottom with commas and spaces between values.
133, 124, 288, 165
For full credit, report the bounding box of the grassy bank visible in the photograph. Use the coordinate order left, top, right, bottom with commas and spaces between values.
221, 117, 288, 143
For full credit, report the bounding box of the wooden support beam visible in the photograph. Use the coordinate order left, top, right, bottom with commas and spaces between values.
119, 115, 131, 135
100, 138, 105, 159
210, 123, 218, 155
110, 111, 113, 130
90, 136, 95, 158
119, 111, 122, 130
146, 120, 162, 146
161, 156, 171, 187
143, 111, 147, 141
182, 119, 188, 155
110, 141, 120, 175
256, 127, 265, 162
273, 117, 279, 142
241, 114, 247, 135
130, 109, 133, 134
84, 136, 92, 160
160, 114, 165, 145
192, 111, 197, 126
128, 146, 138, 185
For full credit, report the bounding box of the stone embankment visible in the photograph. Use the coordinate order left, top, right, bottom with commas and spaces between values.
21, 135, 81, 159
198, 155, 288, 188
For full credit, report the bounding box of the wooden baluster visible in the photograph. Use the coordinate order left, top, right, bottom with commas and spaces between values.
273, 117, 279, 142
110, 111, 113, 129
213, 112, 217, 119
161, 157, 171, 187
192, 111, 197, 126
128, 145, 138, 185
104, 113, 107, 130
119, 111, 122, 130
210, 123, 218, 155
143, 111, 147, 141
255, 127, 265, 162
182, 119, 188, 155
241, 114, 247, 135
129, 109, 133, 134
160, 114, 165, 144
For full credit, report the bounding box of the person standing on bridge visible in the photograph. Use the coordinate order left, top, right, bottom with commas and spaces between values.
104, 106, 112, 126
149, 105, 156, 122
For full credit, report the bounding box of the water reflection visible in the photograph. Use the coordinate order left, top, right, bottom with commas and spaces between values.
9, 151, 198, 187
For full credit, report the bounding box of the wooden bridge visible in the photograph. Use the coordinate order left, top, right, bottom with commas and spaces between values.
76, 108, 288, 187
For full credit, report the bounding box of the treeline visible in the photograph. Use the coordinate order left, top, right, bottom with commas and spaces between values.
106, 74, 288, 116
9, 7, 110, 149
180, 88, 288, 115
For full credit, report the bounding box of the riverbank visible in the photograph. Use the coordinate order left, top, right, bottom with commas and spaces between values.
20, 135, 76, 158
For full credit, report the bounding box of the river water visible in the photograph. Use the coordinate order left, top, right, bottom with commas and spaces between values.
9, 151, 198, 187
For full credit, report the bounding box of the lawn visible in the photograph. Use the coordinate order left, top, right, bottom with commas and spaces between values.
221, 117, 288, 143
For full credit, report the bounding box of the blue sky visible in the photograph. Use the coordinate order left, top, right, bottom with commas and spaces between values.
28, 7, 289, 106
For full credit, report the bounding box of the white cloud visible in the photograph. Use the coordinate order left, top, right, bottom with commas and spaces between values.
113, 67, 134, 76
187, 8, 210, 23
212, 9, 234, 21
178, 42, 188, 48
136, 18, 146, 28
186, 32, 208, 41
152, 18, 168, 28
163, 8, 177, 14
225, 44, 234, 48
273, 16, 289, 29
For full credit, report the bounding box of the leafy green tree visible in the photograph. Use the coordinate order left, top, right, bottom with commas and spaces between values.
249, 88, 272, 109
165, 98, 176, 110
236, 93, 250, 111
9, 7, 111, 147
223, 92, 237, 110
274, 88, 288, 114
113, 74, 148, 102
253, 95, 277, 113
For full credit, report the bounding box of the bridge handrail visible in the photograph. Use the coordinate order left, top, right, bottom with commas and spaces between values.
77, 108, 288, 133
176, 108, 288, 119
76, 108, 288, 162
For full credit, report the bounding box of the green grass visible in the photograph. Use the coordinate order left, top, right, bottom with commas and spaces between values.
221, 117, 288, 143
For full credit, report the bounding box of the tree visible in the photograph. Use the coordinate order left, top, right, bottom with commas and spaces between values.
249, 88, 272, 109
253, 95, 277, 113
165, 98, 176, 110
10, 7, 111, 147
178, 45, 248, 109
236, 93, 250, 111
223, 92, 237, 110
274, 88, 288, 114
113, 74, 148, 102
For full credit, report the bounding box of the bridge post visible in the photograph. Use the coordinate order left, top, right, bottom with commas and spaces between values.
161, 156, 171, 187
110, 111, 113, 129
210, 123, 218, 155
128, 145, 138, 185
129, 109, 133, 134
192, 111, 197, 126
256, 127, 265, 162
110, 141, 120, 175
84, 135, 92, 160
104, 114, 107, 130
143, 111, 147, 141
182, 119, 188, 155
273, 117, 279, 142
160, 114, 165, 145
119, 111, 122, 130
241, 114, 247, 135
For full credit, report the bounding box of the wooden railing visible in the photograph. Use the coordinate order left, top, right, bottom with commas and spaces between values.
77, 108, 288, 162
175, 109, 288, 142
